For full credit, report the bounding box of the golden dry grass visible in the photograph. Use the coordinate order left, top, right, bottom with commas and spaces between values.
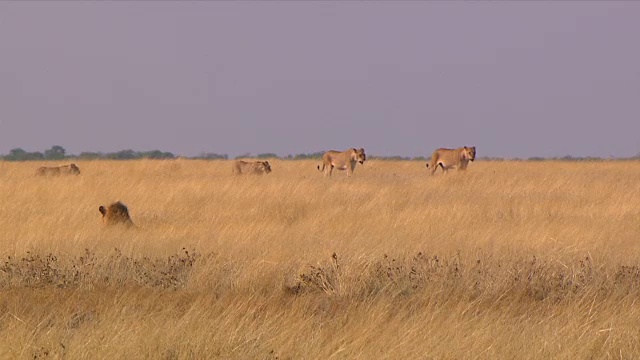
1, 159, 640, 359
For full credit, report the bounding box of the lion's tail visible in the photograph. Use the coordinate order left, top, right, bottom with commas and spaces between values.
317, 164, 325, 172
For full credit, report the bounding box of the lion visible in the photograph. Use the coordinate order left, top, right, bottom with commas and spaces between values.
317, 148, 366, 177
36, 163, 81, 176
232, 160, 272, 175
426, 146, 476, 175
98, 201, 134, 227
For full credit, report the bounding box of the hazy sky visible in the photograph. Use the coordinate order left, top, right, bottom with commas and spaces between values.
1, 1, 639, 158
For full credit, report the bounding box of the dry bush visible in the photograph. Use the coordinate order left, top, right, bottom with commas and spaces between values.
0, 159, 639, 358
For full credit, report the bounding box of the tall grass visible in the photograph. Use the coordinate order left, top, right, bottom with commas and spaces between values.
0, 159, 639, 359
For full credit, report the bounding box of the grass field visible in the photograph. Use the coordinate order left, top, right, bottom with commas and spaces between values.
0, 159, 639, 359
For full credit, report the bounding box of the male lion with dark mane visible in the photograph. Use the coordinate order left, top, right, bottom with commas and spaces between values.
36, 164, 81, 176
317, 148, 366, 177
232, 160, 272, 175
99, 201, 135, 227
426, 146, 476, 175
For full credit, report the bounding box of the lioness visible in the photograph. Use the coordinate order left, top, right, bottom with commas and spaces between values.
426, 146, 476, 175
317, 148, 366, 177
99, 201, 134, 227
36, 163, 81, 176
232, 160, 272, 175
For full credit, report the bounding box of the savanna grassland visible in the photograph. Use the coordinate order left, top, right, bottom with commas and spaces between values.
1, 159, 640, 359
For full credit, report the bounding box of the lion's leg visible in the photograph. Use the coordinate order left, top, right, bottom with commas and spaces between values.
431, 162, 441, 175
429, 158, 438, 175
327, 165, 333, 177
459, 160, 468, 171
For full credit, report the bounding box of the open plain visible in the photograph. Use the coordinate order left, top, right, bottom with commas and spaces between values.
0, 159, 639, 359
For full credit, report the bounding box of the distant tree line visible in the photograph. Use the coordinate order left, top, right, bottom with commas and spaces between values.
2, 146, 176, 161
2, 146, 640, 162
524, 155, 616, 162
4, 145, 69, 161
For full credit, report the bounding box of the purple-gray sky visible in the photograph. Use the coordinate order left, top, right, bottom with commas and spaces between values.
1, 1, 639, 158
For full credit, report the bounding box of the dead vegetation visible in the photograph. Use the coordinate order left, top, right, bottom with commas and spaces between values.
0, 248, 197, 289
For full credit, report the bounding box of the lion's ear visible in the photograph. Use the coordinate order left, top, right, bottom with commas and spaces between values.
99, 206, 106, 215
359, 148, 364, 152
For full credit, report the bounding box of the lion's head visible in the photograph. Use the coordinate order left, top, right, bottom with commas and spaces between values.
99, 201, 134, 227
259, 161, 272, 174
68, 164, 81, 175
353, 148, 366, 164
464, 147, 476, 162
